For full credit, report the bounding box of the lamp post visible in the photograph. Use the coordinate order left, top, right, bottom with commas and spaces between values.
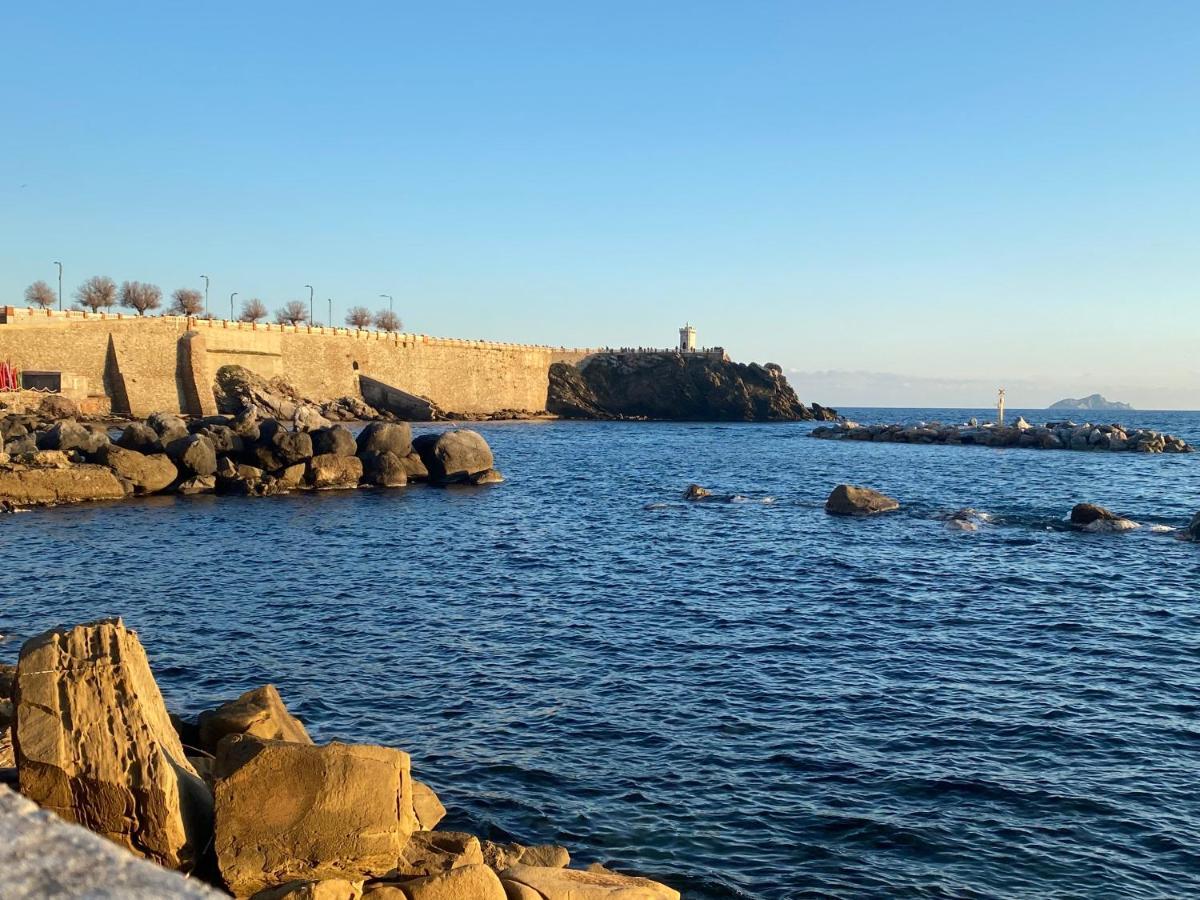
201, 275, 210, 317
379, 293, 393, 313
305, 285, 314, 324
230, 292, 238, 321
54, 261, 63, 310
327, 298, 332, 328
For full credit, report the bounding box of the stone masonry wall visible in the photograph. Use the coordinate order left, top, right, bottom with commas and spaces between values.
0, 307, 597, 416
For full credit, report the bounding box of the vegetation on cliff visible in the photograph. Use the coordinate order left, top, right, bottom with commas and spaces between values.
548, 353, 836, 422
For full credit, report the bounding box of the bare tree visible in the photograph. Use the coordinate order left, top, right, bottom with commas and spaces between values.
75, 276, 118, 312
119, 281, 163, 316
240, 297, 268, 323
24, 280, 56, 309
275, 300, 309, 326
345, 305, 372, 328
170, 287, 204, 316
374, 309, 402, 333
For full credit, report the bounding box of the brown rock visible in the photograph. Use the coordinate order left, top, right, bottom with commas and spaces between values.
12, 619, 213, 871
481, 842, 569, 872
411, 430, 494, 484
0, 462, 126, 505
412, 780, 446, 830
390, 864, 506, 900
213, 735, 414, 896
253, 879, 365, 900
276, 462, 308, 490
197, 684, 312, 755
501, 882, 543, 900
96, 445, 178, 494
309, 453, 364, 489
500, 864, 680, 900
824, 484, 899, 516
393, 831, 483, 878
519, 845, 570, 868
360, 451, 410, 488
470, 468, 505, 485
399, 452, 428, 480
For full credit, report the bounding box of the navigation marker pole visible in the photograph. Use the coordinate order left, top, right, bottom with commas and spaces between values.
997, 388, 1006, 427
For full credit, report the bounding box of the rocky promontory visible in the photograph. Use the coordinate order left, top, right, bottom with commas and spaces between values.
0, 619, 680, 898
1048, 393, 1133, 411
811, 418, 1192, 453
548, 353, 837, 421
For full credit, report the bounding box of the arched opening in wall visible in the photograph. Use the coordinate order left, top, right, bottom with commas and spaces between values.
352, 361, 360, 370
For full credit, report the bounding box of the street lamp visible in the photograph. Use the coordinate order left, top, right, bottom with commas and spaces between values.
379, 293, 393, 313
54, 261, 63, 310
201, 275, 210, 317
305, 285, 314, 324
230, 292, 238, 321
327, 298, 332, 328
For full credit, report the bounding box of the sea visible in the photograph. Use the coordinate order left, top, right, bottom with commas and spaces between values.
3, 407, 1200, 899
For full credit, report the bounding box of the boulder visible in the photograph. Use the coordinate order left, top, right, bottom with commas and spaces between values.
312, 426, 358, 457
500, 865, 679, 900
470, 468, 505, 485
37, 394, 80, 420
412, 780, 446, 830
118, 421, 163, 453
385, 864, 505, 900
196, 684, 312, 755
167, 434, 219, 477
683, 484, 711, 501
253, 879, 365, 900
38, 419, 109, 455
824, 484, 899, 516
147, 412, 189, 444
273, 429, 315, 466
276, 462, 309, 491
309, 453, 364, 489
197, 424, 244, 455
360, 451, 410, 488
4, 435, 37, 456
0, 463, 127, 506
12, 619, 213, 871
176, 474, 217, 494
400, 452, 429, 480
480, 842, 569, 872
1069, 503, 1139, 532
213, 736, 414, 896
392, 831, 483, 878
356, 422, 413, 459
412, 430, 493, 484
97, 445, 178, 494
1187, 511, 1200, 542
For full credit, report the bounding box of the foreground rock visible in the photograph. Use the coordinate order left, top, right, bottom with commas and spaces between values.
214, 735, 414, 896
0, 459, 127, 505
825, 484, 900, 516
12, 619, 212, 871
501, 864, 681, 900
812, 419, 1192, 453
1069, 503, 1140, 532
196, 684, 313, 755
0, 785, 222, 899
412, 429, 500, 484
214, 365, 384, 425
548, 354, 833, 421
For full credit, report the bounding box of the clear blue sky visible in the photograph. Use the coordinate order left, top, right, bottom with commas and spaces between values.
2, 2, 1197, 406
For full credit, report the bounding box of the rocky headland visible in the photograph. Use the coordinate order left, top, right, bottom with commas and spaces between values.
811, 418, 1192, 453
548, 353, 837, 421
1048, 393, 1133, 411
0, 619, 679, 899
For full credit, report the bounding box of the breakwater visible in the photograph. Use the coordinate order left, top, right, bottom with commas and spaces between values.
811, 418, 1193, 453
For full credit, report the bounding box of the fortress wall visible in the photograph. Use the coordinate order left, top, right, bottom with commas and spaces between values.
0, 308, 597, 416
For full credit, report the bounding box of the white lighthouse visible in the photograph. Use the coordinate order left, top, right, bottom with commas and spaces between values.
679, 323, 697, 353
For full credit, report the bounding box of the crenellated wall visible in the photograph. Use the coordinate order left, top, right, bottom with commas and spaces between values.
0, 307, 599, 417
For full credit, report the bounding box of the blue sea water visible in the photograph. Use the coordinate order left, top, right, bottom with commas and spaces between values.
3, 408, 1200, 899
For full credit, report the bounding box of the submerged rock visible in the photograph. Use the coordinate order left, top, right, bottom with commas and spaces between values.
1070, 503, 1140, 532
683, 484, 712, 501
825, 484, 900, 516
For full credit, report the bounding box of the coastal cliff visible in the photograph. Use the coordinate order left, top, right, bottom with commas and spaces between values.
548, 353, 836, 421
1048, 393, 1133, 411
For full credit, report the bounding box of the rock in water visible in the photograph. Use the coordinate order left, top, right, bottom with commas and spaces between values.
824, 484, 900, 516
308, 453, 363, 489
1070, 503, 1140, 532
213, 735, 414, 896
12, 619, 213, 871
1187, 511, 1200, 542
412, 430, 495, 484
356, 422, 414, 459
411, 780, 446, 830
196, 684, 312, 755
683, 484, 712, 501
499, 864, 680, 900
96, 445, 178, 494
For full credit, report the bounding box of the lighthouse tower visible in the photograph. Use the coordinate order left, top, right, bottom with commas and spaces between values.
679, 323, 697, 353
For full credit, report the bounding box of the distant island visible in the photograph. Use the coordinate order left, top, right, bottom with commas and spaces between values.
1048, 393, 1133, 411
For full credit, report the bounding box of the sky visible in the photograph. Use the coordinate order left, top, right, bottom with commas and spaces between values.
1, 2, 1197, 408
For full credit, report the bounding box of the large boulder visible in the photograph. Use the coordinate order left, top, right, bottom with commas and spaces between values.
146, 412, 189, 445
309, 453, 364, 489
117, 421, 162, 453
213, 736, 414, 896
167, 434, 219, 478
360, 451, 409, 488
356, 423, 413, 459
37, 419, 109, 455
11, 619, 213, 871
412, 430, 494, 484
196, 684, 312, 755
37, 394, 80, 420
381, 865, 505, 900
1069, 503, 1139, 532
254, 879, 364, 900
96, 445, 178, 494
499, 865, 679, 900
312, 426, 357, 458
273, 430, 315, 467
480, 842, 569, 872
392, 831, 483, 878
0, 462, 127, 506
824, 484, 900, 516
411, 780, 446, 830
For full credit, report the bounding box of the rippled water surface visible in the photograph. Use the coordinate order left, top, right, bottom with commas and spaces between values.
4, 408, 1200, 899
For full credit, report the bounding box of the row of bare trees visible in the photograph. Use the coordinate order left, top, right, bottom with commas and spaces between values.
21, 279, 404, 332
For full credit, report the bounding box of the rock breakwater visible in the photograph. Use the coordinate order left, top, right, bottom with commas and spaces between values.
811, 419, 1193, 453
1, 619, 680, 899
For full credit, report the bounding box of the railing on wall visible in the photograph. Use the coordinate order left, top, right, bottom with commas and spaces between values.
0, 305, 600, 355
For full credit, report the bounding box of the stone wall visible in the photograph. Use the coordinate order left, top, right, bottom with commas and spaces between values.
0, 307, 597, 416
